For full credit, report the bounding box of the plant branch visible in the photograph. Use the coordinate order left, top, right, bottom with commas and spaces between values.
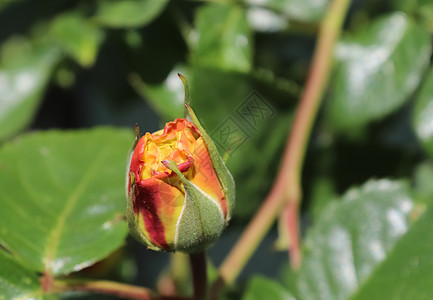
50, 279, 189, 300
213, 0, 350, 289
51, 279, 154, 300
189, 251, 208, 300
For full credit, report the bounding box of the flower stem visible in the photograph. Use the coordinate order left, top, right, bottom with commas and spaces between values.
213, 0, 350, 290
189, 251, 208, 300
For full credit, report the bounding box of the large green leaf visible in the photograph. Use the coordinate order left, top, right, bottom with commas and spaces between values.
50, 12, 104, 67
328, 13, 431, 131
192, 3, 253, 73
93, 0, 169, 28
0, 127, 133, 275
245, 0, 329, 22
413, 67, 433, 159
0, 251, 55, 300
243, 276, 296, 300
0, 37, 61, 142
349, 201, 433, 299
297, 179, 418, 300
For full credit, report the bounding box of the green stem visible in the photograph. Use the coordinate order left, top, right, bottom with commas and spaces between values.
213, 0, 350, 290
189, 251, 208, 300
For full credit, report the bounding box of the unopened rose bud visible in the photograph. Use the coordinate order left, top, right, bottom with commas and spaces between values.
126, 108, 235, 253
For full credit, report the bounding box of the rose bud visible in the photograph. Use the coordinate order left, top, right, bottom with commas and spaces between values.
126, 105, 235, 253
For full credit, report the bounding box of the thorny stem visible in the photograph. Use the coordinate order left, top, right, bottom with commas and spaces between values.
189, 251, 208, 300
213, 0, 351, 292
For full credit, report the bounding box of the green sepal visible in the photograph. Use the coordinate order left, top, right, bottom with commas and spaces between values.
184, 104, 236, 220
177, 73, 191, 118
177, 74, 235, 219
162, 160, 225, 253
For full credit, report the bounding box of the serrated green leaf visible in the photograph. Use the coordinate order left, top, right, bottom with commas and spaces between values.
0, 38, 61, 142
192, 3, 252, 73
297, 179, 418, 300
349, 199, 433, 299
50, 12, 104, 67
93, 0, 169, 28
413, 67, 433, 159
0, 127, 133, 275
328, 13, 431, 131
245, 0, 329, 23
243, 275, 296, 300
0, 250, 54, 300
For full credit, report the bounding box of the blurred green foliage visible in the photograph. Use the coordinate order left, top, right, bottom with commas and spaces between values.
0, 0, 433, 299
